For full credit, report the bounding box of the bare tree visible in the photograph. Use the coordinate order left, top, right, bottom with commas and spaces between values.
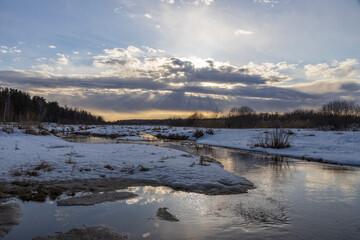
228, 106, 255, 117
321, 100, 360, 116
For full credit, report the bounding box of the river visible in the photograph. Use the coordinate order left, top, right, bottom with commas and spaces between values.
2, 136, 360, 239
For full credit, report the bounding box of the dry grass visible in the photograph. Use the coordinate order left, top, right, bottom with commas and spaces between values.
199, 156, 210, 166
104, 164, 114, 170
65, 156, 76, 165
33, 161, 54, 172
252, 128, 293, 149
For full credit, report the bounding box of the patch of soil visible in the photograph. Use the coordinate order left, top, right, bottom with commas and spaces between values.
57, 192, 137, 206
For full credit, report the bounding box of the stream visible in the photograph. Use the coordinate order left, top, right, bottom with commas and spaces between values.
2, 136, 360, 239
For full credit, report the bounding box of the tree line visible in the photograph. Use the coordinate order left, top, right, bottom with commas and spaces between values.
167, 100, 360, 130
0, 87, 104, 124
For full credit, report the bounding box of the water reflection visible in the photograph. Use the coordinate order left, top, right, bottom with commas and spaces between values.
61, 135, 118, 144
0, 203, 23, 238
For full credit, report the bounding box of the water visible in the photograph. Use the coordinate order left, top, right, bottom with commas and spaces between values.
2, 137, 360, 239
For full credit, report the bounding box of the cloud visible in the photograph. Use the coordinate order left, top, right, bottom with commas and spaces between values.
48, 45, 56, 49
341, 82, 360, 92
161, 0, 175, 3
1, 41, 358, 117
92, 46, 293, 85
234, 29, 255, 35
31, 64, 55, 72
160, 0, 214, 5
304, 59, 359, 79
55, 53, 69, 65
0, 46, 316, 116
0, 69, 315, 114
253, 0, 279, 7
73, 51, 79, 55
11, 47, 21, 53
113, 7, 122, 14
144, 13, 153, 19
0, 46, 21, 54
192, 0, 214, 5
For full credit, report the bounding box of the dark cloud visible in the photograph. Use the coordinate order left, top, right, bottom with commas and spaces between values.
341, 82, 360, 92
95, 56, 278, 85
0, 70, 166, 90
3, 68, 354, 115
0, 69, 319, 114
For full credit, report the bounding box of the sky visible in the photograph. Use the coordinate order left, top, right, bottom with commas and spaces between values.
0, 0, 359, 120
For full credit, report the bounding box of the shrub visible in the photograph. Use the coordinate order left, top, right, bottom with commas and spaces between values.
155, 133, 189, 140
205, 128, 214, 135
192, 129, 204, 139
252, 128, 293, 149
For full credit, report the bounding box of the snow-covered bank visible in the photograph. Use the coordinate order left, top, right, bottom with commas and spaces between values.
196, 129, 360, 166
41, 124, 360, 166
0, 130, 253, 195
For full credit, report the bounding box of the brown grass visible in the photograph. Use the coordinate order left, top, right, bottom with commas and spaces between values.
252, 128, 293, 149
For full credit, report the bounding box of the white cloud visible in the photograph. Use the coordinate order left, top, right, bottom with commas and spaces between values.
9, 47, 21, 53
161, 0, 175, 4
1, 46, 21, 54
253, 0, 279, 7
73, 51, 79, 55
144, 13, 153, 19
242, 61, 293, 83
31, 64, 55, 72
48, 45, 56, 49
304, 59, 359, 79
161, 0, 214, 5
36, 57, 47, 62
235, 29, 255, 35
142, 46, 166, 55
114, 7, 122, 14
276, 61, 297, 70
192, 0, 214, 5
55, 53, 69, 65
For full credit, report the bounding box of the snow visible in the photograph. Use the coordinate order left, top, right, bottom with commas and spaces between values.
0, 128, 253, 194
41, 124, 360, 166
196, 129, 360, 166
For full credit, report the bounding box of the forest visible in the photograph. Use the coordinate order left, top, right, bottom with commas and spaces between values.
165, 100, 360, 130
0, 87, 104, 124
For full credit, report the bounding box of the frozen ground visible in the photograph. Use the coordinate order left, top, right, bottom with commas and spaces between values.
41, 124, 360, 166
0, 126, 253, 195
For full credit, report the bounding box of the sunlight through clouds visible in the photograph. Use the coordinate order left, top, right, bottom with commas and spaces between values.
0, 0, 359, 118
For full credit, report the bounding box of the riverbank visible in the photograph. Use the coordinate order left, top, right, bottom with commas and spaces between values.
0, 128, 253, 202
48, 124, 360, 166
